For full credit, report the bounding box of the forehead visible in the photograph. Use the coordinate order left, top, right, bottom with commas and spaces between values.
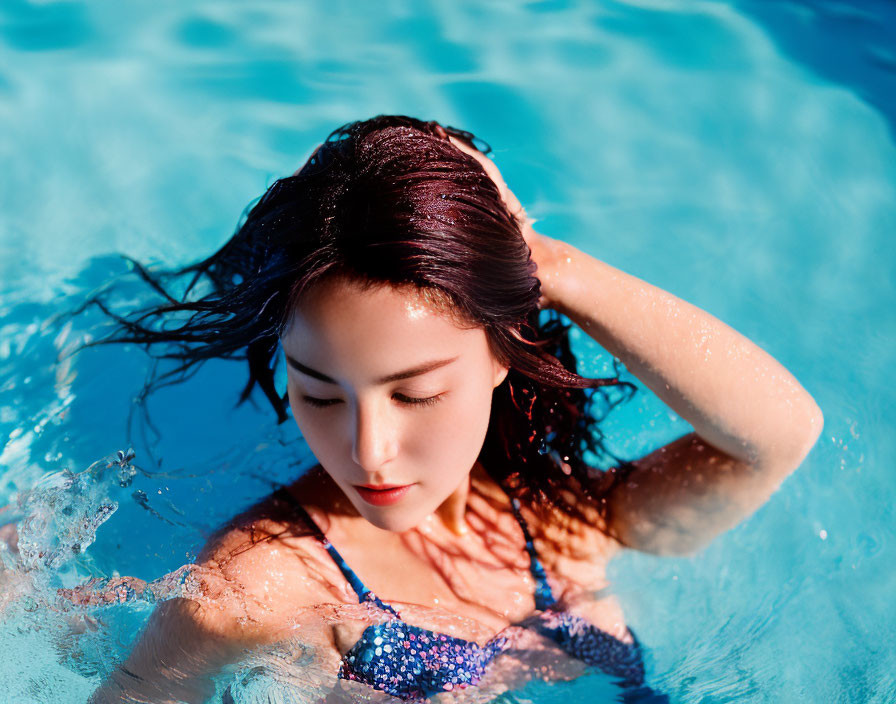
280, 276, 482, 364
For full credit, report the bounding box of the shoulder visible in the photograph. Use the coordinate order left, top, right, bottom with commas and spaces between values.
186, 486, 348, 644
517, 472, 624, 567
95, 482, 348, 700
472, 463, 621, 567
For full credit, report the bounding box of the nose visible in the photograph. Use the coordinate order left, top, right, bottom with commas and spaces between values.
350, 397, 398, 471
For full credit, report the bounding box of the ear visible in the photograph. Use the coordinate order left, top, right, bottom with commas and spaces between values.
492, 361, 510, 389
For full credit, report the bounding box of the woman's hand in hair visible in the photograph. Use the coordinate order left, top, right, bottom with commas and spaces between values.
446, 135, 571, 312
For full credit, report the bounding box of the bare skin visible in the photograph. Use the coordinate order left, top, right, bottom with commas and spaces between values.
86, 138, 824, 703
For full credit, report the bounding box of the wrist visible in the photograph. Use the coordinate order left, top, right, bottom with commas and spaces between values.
528, 233, 578, 315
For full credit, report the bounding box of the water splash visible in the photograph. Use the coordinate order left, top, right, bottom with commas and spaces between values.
14, 448, 137, 572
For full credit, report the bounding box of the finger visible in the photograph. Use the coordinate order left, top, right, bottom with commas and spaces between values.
447, 136, 522, 215
503, 187, 524, 219
453, 139, 506, 191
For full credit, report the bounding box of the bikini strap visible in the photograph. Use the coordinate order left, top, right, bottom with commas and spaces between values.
273, 487, 401, 618
274, 485, 556, 614
509, 497, 558, 611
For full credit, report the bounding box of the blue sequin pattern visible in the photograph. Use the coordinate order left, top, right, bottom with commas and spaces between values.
339, 619, 510, 699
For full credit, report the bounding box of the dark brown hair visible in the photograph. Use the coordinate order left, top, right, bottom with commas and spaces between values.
83, 114, 637, 543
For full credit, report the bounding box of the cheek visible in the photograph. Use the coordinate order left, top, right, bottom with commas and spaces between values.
413, 385, 494, 467
286, 387, 307, 430
286, 387, 336, 453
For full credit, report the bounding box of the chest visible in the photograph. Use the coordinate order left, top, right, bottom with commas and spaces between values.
320, 515, 624, 656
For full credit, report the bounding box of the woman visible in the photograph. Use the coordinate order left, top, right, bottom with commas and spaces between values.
84, 115, 823, 702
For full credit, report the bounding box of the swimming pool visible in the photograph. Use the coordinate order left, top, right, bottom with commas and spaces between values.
1, 0, 894, 701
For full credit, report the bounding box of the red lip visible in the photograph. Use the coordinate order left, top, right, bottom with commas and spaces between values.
354, 483, 414, 506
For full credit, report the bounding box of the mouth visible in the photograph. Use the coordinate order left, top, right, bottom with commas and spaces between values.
354, 483, 415, 507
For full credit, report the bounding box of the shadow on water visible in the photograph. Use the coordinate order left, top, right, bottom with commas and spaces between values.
2, 253, 318, 572
735, 0, 896, 142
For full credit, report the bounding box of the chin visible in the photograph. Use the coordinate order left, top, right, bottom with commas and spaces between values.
360, 507, 425, 533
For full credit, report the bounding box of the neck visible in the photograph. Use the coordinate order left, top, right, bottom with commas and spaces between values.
433, 470, 473, 536
433, 460, 494, 535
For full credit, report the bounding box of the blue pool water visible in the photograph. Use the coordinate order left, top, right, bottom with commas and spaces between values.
1, 1, 894, 702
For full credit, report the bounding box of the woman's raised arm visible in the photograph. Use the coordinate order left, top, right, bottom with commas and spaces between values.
537, 241, 824, 555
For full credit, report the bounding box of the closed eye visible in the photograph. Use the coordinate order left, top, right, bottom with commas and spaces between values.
299, 396, 336, 408
300, 393, 445, 409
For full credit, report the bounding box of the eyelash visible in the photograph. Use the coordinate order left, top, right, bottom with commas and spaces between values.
300, 394, 444, 409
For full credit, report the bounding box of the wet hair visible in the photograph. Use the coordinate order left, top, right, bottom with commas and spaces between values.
83, 114, 637, 547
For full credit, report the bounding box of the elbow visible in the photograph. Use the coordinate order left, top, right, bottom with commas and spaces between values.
808, 401, 825, 445
793, 400, 824, 468
767, 400, 824, 479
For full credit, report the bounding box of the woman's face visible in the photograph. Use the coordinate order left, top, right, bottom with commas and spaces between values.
280, 275, 509, 532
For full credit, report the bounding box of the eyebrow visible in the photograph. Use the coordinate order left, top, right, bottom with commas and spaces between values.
284, 354, 459, 385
